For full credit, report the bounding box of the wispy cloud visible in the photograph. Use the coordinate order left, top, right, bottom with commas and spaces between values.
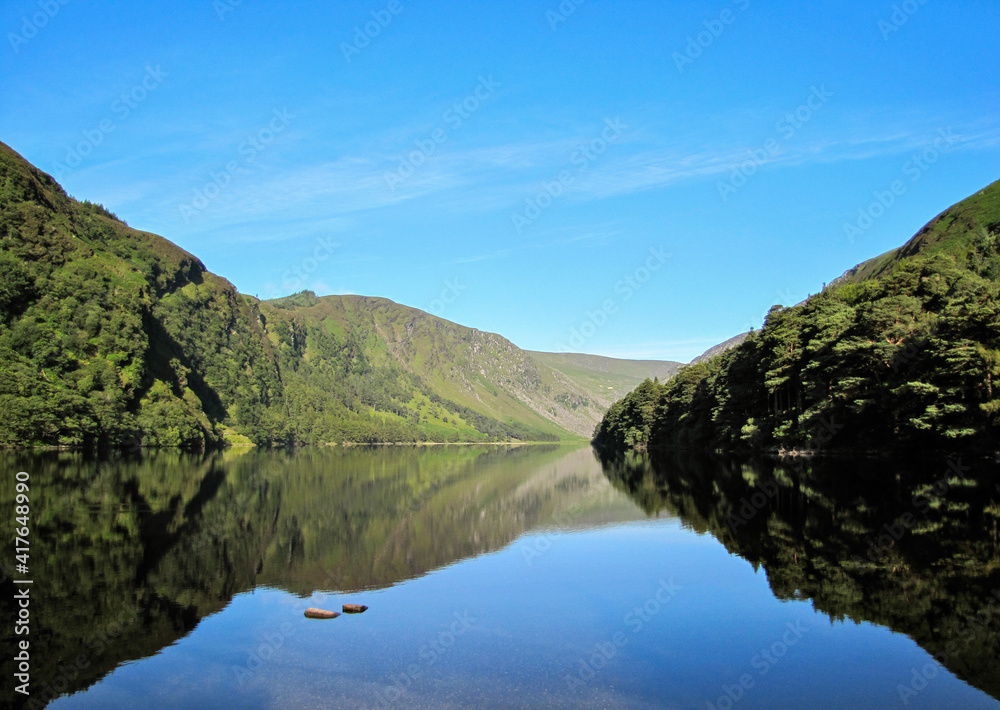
449, 249, 512, 264
558, 120, 1000, 203
77, 107, 1000, 245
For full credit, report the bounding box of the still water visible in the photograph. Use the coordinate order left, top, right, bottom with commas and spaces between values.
1, 445, 998, 709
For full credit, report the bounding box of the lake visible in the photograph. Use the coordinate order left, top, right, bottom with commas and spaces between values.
2, 445, 998, 709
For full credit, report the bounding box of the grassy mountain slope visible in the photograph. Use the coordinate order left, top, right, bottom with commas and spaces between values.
595, 178, 1000, 454
0, 141, 676, 447
256, 291, 570, 441
527, 351, 681, 431
0, 141, 280, 449
834, 178, 1000, 285
529, 351, 679, 388
255, 292, 679, 440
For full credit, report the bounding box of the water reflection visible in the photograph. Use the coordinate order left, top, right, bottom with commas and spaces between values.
4, 444, 999, 709
598, 450, 1000, 701
0, 445, 642, 708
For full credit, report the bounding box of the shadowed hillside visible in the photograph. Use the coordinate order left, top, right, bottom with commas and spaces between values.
594, 178, 1000, 455
599, 451, 1000, 702
0, 141, 675, 447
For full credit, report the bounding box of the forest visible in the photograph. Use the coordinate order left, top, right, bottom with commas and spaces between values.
5, 135, 999, 455
594, 179, 1000, 455
600, 450, 1000, 699
0, 142, 557, 449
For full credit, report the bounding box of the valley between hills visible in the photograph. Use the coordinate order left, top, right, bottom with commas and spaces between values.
3, 137, 998, 456
0, 140, 681, 448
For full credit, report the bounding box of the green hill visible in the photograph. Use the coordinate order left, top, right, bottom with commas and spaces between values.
834, 178, 1000, 285
526, 351, 680, 425
252, 290, 677, 443
0, 141, 281, 449
0, 141, 675, 448
594, 178, 1000, 454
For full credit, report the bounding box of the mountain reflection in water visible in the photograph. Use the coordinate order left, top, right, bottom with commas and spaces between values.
1, 445, 998, 708
600, 449, 1000, 701
0, 445, 644, 708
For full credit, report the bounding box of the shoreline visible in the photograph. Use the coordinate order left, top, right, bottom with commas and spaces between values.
0, 439, 588, 453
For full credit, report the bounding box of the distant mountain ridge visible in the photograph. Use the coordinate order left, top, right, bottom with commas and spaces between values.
0, 141, 676, 447
253, 290, 681, 440
689, 332, 750, 365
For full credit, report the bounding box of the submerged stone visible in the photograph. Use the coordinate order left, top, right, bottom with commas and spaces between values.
304, 607, 340, 619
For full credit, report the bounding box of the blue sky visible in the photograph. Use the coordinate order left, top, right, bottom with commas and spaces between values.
2, 0, 998, 362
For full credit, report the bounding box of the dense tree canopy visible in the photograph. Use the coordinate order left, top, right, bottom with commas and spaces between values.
595, 221, 1000, 455
0, 143, 557, 448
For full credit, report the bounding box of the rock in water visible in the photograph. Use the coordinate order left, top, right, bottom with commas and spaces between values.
342, 604, 368, 614
304, 607, 340, 619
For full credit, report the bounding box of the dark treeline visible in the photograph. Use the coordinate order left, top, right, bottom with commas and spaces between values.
0, 143, 556, 449
594, 181, 1000, 456
0, 444, 596, 708
598, 450, 1000, 701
